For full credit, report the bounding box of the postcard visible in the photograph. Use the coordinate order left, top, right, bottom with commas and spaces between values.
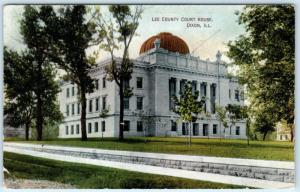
2, 3, 295, 190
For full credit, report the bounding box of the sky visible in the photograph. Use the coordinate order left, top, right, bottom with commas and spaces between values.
3, 5, 246, 63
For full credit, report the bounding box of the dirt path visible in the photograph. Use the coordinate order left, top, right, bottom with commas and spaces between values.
4, 178, 75, 189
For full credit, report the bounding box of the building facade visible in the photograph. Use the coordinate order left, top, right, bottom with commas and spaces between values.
58, 32, 247, 139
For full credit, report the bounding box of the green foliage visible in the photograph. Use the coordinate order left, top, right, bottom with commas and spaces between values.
173, 82, 205, 123
99, 108, 110, 118
4, 5, 63, 141
40, 5, 104, 141
4, 48, 35, 140
4, 152, 243, 189
215, 106, 228, 128
99, 5, 143, 140
227, 5, 295, 141
30, 122, 59, 140
216, 105, 248, 137
253, 109, 276, 141
173, 82, 205, 145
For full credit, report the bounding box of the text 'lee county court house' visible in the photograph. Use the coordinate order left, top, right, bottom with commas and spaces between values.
58, 32, 246, 139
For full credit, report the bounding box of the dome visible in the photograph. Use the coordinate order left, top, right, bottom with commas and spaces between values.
139, 32, 190, 55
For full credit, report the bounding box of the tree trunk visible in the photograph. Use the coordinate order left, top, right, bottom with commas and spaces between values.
263, 131, 268, 141
80, 85, 88, 141
25, 122, 30, 141
36, 62, 43, 141
246, 119, 250, 146
189, 122, 192, 146
290, 124, 294, 142
36, 93, 43, 141
119, 79, 124, 141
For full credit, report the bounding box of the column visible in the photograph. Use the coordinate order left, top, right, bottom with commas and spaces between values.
206, 82, 211, 113
214, 83, 218, 105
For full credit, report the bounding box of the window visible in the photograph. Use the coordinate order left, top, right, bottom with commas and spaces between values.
182, 123, 187, 135
169, 78, 176, 110
137, 77, 143, 89
72, 87, 75, 96
171, 120, 177, 132
71, 103, 75, 115
124, 78, 130, 89
235, 90, 240, 101
102, 77, 106, 88
95, 98, 99, 111
88, 123, 92, 133
200, 83, 207, 97
71, 125, 74, 134
192, 81, 197, 94
193, 123, 199, 135
203, 124, 209, 136
211, 84, 216, 97
137, 121, 143, 132
211, 102, 216, 114
102, 96, 106, 110
240, 91, 244, 101
101, 121, 106, 132
66, 105, 69, 116
213, 124, 217, 134
236, 126, 240, 135
136, 97, 143, 110
95, 122, 99, 132
66, 88, 70, 98
95, 79, 99, 90
89, 99, 93, 112
124, 97, 130, 109
77, 103, 80, 115
65, 126, 69, 135
180, 79, 187, 94
229, 89, 231, 99
124, 121, 130, 131
76, 124, 80, 134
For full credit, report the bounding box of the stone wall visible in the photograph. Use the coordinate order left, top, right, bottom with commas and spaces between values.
6, 143, 294, 183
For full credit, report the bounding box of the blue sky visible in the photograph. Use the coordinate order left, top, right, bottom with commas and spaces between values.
4, 5, 246, 63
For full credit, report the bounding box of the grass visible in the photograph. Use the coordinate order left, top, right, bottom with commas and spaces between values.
4, 152, 245, 189
5, 136, 294, 161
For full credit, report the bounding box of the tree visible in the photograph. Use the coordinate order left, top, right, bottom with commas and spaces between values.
4, 48, 34, 140
43, 5, 101, 141
133, 108, 154, 142
99, 107, 110, 140
100, 5, 143, 141
173, 82, 205, 146
215, 106, 228, 137
4, 6, 63, 141
253, 109, 276, 141
226, 104, 247, 136
227, 5, 295, 142
216, 104, 248, 140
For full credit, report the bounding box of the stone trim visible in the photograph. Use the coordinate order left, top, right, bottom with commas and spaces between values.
5, 143, 294, 183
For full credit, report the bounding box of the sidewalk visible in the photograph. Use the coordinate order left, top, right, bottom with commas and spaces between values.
4, 142, 295, 189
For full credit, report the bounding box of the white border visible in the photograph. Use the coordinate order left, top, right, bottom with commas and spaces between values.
0, 1, 298, 192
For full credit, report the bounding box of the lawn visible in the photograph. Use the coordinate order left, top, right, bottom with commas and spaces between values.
4, 152, 244, 189
6, 137, 294, 161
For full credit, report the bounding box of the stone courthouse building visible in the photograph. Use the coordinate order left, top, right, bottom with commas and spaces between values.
58, 32, 246, 139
